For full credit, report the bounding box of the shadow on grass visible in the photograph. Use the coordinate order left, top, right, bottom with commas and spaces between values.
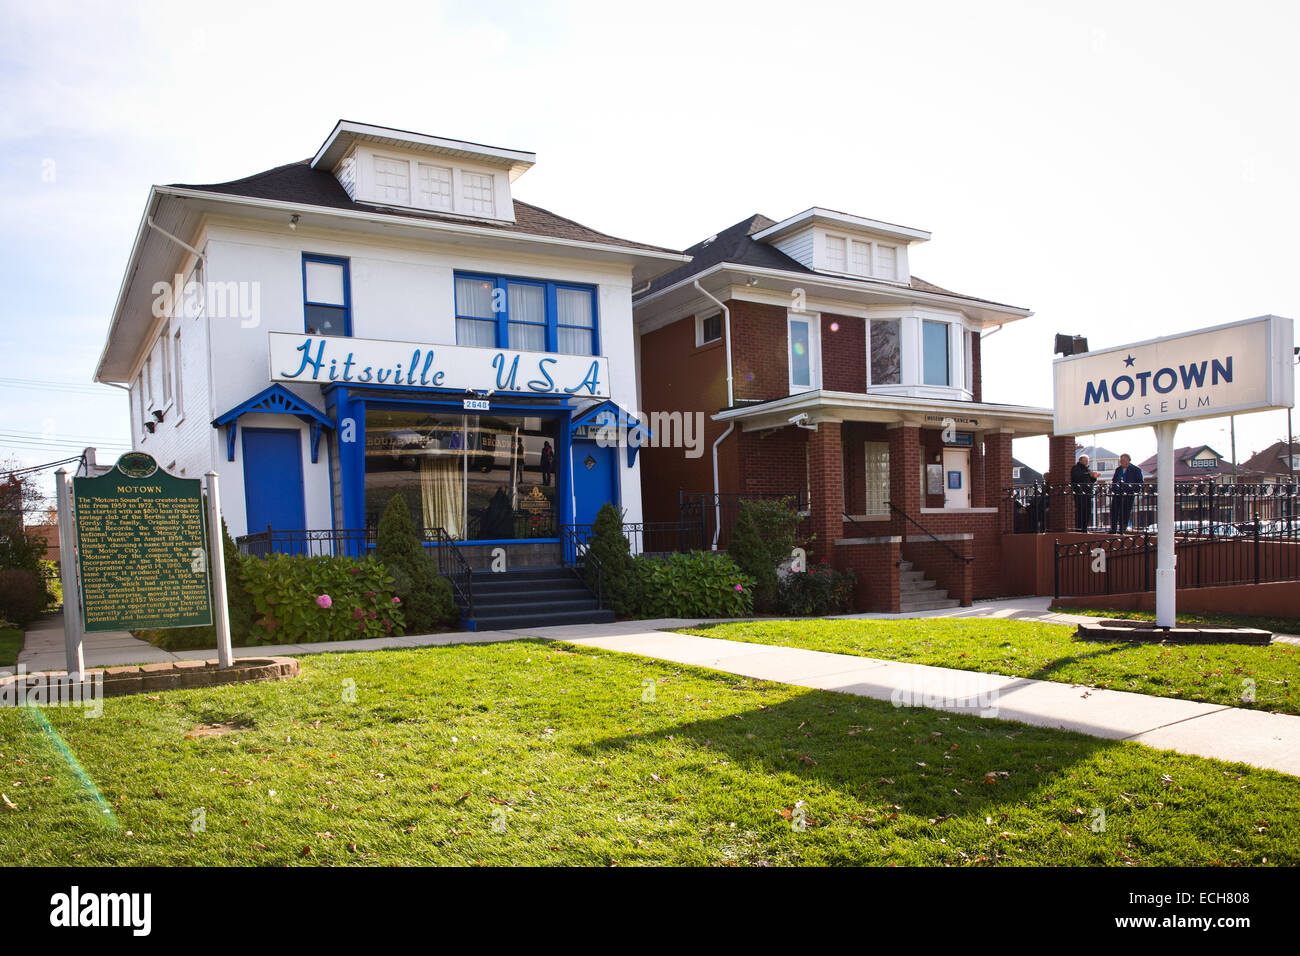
578, 687, 1118, 821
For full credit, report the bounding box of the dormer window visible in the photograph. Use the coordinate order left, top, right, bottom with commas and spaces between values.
417, 163, 453, 211
372, 155, 411, 205
462, 172, 495, 216
821, 231, 901, 280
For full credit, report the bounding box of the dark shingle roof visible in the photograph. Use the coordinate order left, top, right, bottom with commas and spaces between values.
638, 213, 1024, 310
169, 160, 678, 254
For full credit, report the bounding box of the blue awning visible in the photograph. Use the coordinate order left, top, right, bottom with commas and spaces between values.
212, 384, 334, 463
570, 399, 651, 467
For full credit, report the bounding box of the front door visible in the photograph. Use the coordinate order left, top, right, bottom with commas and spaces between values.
942, 448, 971, 509
242, 427, 306, 550
572, 440, 618, 528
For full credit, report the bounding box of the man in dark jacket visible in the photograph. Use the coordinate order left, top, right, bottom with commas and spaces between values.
1070, 454, 1099, 532
1109, 453, 1143, 533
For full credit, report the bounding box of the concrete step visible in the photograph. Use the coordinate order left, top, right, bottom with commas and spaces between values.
898, 560, 914, 572
899, 569, 926, 583
899, 578, 937, 593
899, 597, 960, 611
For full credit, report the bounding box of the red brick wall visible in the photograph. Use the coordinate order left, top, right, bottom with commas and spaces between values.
970, 331, 982, 403
1047, 434, 1081, 531
983, 431, 1014, 522
638, 313, 729, 523
888, 425, 922, 533
807, 421, 844, 563
730, 299, 791, 401
900, 510, 1003, 599
821, 314, 865, 392
836, 540, 901, 612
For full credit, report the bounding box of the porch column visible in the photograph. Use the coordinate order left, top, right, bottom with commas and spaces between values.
1047, 433, 1079, 532
807, 418, 844, 563
887, 423, 921, 530
983, 429, 1014, 524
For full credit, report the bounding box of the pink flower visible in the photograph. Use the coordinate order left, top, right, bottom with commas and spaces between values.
316, 594, 333, 609
392, 596, 402, 604
734, 584, 744, 592
352, 607, 365, 619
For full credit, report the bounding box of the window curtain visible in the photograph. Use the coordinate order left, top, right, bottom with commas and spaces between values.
556, 288, 594, 355
419, 455, 464, 539
508, 283, 546, 351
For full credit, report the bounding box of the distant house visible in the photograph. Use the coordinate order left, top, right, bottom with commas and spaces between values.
1137, 444, 1238, 483
1240, 439, 1299, 482
1012, 457, 1043, 485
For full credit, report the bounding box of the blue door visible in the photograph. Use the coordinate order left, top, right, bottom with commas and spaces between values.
572, 440, 617, 529
242, 427, 306, 552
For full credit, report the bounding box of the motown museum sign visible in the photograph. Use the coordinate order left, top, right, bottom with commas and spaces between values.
1053, 314, 1294, 435
1052, 314, 1294, 628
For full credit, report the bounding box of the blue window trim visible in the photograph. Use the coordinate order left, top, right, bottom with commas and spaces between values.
454, 271, 599, 356
302, 253, 353, 337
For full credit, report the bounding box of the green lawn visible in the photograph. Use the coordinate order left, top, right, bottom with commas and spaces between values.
0, 629, 22, 668
0, 640, 1296, 866
677, 620, 1300, 716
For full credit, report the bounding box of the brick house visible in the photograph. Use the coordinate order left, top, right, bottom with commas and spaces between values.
634, 208, 1055, 611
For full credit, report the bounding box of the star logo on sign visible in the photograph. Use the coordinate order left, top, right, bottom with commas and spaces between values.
1123, 354, 1135, 367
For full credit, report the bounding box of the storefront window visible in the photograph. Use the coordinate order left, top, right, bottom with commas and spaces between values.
363, 408, 559, 540
869, 319, 901, 385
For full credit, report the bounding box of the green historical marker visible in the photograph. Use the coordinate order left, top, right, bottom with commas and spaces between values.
72, 452, 214, 632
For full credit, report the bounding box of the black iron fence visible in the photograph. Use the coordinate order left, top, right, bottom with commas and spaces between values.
1008, 482, 1300, 536
1054, 527, 1300, 599
562, 520, 705, 558
236, 527, 373, 558
679, 490, 806, 550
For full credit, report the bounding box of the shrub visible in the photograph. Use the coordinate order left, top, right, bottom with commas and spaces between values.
632, 551, 753, 619
376, 494, 457, 633
0, 568, 47, 627
39, 559, 61, 607
728, 498, 801, 610
584, 503, 638, 615
777, 563, 857, 617
239, 554, 405, 645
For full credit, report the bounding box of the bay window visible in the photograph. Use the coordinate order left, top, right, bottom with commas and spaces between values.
787, 313, 820, 392
922, 319, 951, 386
869, 319, 901, 385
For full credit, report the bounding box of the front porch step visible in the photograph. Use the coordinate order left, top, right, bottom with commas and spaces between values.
897, 560, 959, 612
450, 566, 613, 631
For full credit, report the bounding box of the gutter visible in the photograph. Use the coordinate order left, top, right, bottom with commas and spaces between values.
694, 279, 737, 549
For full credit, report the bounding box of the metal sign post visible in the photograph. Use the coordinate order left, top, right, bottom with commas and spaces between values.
204, 472, 234, 669
53, 469, 85, 679
1153, 421, 1178, 628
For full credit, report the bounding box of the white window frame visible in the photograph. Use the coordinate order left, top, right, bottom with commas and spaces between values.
372, 153, 412, 205
787, 311, 822, 394
696, 311, 722, 347
822, 231, 901, 281
159, 329, 172, 407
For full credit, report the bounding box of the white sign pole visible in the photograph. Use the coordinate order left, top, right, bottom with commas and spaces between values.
53, 469, 85, 679
1153, 422, 1178, 627
204, 472, 234, 668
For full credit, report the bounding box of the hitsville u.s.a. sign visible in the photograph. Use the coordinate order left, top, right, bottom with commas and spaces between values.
268, 332, 611, 398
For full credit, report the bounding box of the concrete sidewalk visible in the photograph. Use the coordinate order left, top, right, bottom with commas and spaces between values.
13, 601, 1300, 777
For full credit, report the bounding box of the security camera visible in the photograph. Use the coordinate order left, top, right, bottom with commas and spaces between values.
788, 413, 817, 431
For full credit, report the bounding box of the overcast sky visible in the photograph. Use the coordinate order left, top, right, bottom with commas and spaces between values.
2, 0, 1298, 500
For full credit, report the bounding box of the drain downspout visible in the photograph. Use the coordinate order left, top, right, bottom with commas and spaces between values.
694, 280, 735, 549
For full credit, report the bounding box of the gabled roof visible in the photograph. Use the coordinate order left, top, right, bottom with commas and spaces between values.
638, 213, 1025, 311
1240, 438, 1300, 476
1136, 445, 1235, 478
170, 160, 678, 254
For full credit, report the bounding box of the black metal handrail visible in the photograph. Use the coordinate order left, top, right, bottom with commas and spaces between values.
887, 502, 973, 564
560, 525, 604, 608
429, 527, 473, 619
563, 520, 704, 555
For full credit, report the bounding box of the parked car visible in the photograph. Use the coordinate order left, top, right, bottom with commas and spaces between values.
1138, 521, 1241, 537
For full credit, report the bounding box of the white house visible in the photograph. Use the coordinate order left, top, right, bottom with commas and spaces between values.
94, 120, 686, 577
